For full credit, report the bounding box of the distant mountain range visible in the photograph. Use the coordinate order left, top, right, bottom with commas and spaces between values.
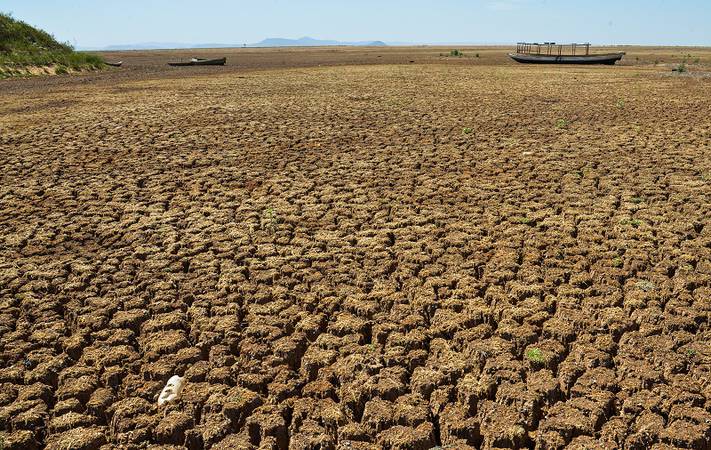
84, 37, 389, 51
252, 37, 387, 47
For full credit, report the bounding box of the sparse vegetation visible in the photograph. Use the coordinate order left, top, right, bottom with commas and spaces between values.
612, 257, 623, 268
630, 196, 644, 204
263, 207, 278, 233
555, 118, 569, 129
616, 99, 625, 109
462, 127, 473, 135
0, 12, 104, 76
512, 216, 533, 225
636, 280, 656, 292
449, 49, 463, 57
525, 347, 545, 363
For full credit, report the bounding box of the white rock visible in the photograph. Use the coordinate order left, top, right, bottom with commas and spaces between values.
158, 375, 185, 406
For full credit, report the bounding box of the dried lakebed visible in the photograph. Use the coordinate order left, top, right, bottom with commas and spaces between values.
1, 61, 710, 449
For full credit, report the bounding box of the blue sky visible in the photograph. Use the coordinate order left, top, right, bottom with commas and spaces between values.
4, 0, 710, 48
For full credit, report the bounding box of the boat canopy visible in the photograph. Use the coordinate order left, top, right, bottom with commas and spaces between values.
516, 42, 592, 56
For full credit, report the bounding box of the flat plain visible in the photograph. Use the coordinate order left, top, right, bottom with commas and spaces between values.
1, 46, 711, 449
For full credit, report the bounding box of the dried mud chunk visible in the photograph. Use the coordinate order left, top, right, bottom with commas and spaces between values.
203, 386, 261, 428
625, 411, 664, 449
477, 400, 529, 448
376, 422, 436, 450
108, 397, 153, 434
86, 387, 114, 417
289, 419, 336, 450
15, 382, 52, 404
0, 430, 39, 450
392, 394, 429, 428
155, 411, 194, 445
49, 411, 97, 433
661, 419, 711, 448
245, 405, 289, 449
213, 433, 255, 449
537, 394, 613, 445
272, 333, 308, 369
62, 332, 89, 359
495, 320, 539, 354
541, 317, 576, 345
0, 383, 18, 407
438, 403, 480, 447
300, 346, 337, 381
197, 413, 232, 448
410, 367, 446, 398
109, 309, 149, 332
53, 398, 83, 416
338, 422, 370, 443
142, 329, 190, 360
661, 405, 711, 448
328, 313, 370, 342
10, 400, 48, 430
570, 367, 618, 397
362, 398, 395, 435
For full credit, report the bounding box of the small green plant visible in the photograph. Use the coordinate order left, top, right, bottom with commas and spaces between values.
512, 216, 533, 225
694, 57, 700, 64
616, 99, 626, 109
630, 196, 644, 204
525, 347, 545, 363
612, 257, 623, 268
462, 127, 473, 135
555, 119, 569, 129
686, 348, 696, 357
450, 49, 463, 57
475, 53, 480, 58
630, 219, 642, 228
636, 280, 656, 292
55, 64, 68, 75
675, 61, 687, 73
263, 207, 278, 233
702, 172, 711, 181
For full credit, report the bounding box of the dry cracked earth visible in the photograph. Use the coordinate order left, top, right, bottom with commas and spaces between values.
1, 51, 711, 449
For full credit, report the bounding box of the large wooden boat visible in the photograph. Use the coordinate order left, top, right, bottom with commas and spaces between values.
508, 43, 625, 65
168, 57, 227, 67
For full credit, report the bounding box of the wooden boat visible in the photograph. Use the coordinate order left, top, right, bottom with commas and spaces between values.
105, 61, 123, 67
168, 57, 226, 67
509, 43, 624, 65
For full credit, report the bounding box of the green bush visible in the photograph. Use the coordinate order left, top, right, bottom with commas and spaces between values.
450, 49, 463, 57
0, 11, 104, 75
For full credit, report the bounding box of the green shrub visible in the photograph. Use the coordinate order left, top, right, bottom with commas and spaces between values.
555, 119, 569, 129
450, 49, 463, 57
0, 12, 104, 76
525, 348, 545, 363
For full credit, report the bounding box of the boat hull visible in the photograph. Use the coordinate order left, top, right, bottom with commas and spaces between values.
168, 57, 227, 67
508, 52, 625, 65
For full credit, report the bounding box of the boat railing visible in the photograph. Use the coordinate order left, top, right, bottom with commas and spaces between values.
516, 42, 591, 56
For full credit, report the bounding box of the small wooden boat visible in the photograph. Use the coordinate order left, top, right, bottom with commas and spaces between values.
105, 61, 123, 67
509, 43, 624, 65
168, 57, 226, 67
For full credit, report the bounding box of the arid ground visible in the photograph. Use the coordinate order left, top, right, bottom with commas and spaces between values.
1, 46, 711, 449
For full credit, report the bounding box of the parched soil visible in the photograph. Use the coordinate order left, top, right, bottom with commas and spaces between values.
1, 47, 710, 449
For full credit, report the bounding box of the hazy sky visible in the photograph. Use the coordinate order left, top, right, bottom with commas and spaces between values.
4, 0, 710, 48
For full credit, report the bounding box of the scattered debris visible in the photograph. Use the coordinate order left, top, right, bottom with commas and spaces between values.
158, 375, 185, 406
